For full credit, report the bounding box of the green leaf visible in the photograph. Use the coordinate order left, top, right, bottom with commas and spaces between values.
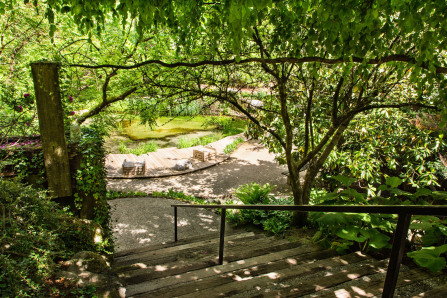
333, 175, 357, 187
339, 188, 367, 203
431, 191, 447, 200
362, 229, 391, 249
336, 226, 367, 242
422, 228, 443, 246
438, 226, 447, 237
413, 188, 432, 198
317, 213, 352, 226
386, 177, 403, 188
407, 245, 447, 272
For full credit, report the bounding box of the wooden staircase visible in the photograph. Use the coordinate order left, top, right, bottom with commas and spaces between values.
112, 230, 446, 297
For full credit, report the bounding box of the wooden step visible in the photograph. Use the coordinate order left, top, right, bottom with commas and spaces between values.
112, 231, 446, 297
411, 282, 447, 297
128, 246, 338, 297
114, 228, 249, 258
118, 234, 306, 284
114, 231, 257, 269
177, 252, 373, 298
313, 265, 442, 297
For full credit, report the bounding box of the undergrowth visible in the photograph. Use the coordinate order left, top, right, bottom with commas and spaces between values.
0, 179, 107, 296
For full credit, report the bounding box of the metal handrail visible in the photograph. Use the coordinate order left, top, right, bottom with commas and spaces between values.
172, 204, 447, 298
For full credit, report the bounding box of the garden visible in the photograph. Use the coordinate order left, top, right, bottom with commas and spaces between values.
1, 0, 447, 296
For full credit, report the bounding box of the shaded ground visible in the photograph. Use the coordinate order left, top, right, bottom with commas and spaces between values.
109, 197, 229, 252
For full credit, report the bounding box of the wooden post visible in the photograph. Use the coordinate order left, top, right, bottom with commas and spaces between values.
31, 62, 72, 198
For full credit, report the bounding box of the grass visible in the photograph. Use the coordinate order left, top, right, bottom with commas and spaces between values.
122, 116, 217, 140
119, 141, 158, 155
177, 133, 224, 148
224, 137, 245, 154
120, 116, 246, 140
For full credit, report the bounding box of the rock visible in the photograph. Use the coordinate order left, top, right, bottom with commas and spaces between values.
172, 159, 193, 171
60, 251, 125, 298
68, 251, 110, 274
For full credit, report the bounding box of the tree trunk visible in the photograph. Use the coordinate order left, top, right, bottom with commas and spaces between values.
31, 62, 72, 198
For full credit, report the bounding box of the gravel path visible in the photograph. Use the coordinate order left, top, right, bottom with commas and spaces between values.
107, 140, 291, 198
108, 140, 291, 252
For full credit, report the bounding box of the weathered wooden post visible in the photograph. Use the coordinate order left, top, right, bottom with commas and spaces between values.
31, 61, 72, 198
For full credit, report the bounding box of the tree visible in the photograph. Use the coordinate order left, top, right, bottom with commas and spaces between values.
4, 1, 446, 225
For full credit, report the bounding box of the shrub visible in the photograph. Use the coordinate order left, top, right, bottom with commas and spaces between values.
0, 179, 105, 296
177, 133, 223, 149
226, 183, 292, 235
224, 137, 244, 154
235, 182, 274, 204
118, 141, 158, 155
308, 175, 447, 272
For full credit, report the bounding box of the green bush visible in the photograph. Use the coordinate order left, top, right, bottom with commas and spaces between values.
0, 179, 104, 296
224, 137, 244, 154
118, 141, 158, 155
235, 182, 274, 204
202, 117, 246, 136
309, 175, 447, 272
226, 183, 292, 235
152, 189, 207, 204
177, 133, 223, 149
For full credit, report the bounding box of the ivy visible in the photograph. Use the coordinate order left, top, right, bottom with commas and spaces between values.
73, 125, 109, 226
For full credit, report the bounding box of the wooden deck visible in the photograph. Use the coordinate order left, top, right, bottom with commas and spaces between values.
106, 146, 229, 179
112, 230, 447, 297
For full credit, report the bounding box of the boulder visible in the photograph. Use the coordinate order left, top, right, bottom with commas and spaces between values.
172, 159, 193, 171
59, 251, 125, 298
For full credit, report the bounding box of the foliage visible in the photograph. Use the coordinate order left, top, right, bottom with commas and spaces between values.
177, 133, 223, 149
226, 183, 292, 235
407, 244, 447, 272
152, 189, 207, 205
118, 141, 158, 155
0, 144, 47, 189
0, 179, 103, 296
106, 190, 149, 200
320, 110, 447, 191
224, 137, 244, 154
226, 196, 292, 236
73, 126, 110, 228
234, 182, 275, 205
167, 102, 202, 117
203, 117, 246, 136
309, 176, 447, 271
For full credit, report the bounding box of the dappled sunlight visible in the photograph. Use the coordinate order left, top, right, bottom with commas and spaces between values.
286, 258, 297, 265
155, 265, 168, 272
110, 196, 223, 252
133, 263, 147, 269
107, 140, 290, 198
265, 272, 281, 280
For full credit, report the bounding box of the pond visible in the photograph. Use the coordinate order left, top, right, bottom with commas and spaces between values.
104, 116, 245, 154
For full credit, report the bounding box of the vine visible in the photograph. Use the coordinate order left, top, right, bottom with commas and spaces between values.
73, 125, 110, 227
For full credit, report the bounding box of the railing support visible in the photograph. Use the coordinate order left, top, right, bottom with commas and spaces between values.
382, 213, 412, 298
218, 208, 226, 265
174, 206, 178, 242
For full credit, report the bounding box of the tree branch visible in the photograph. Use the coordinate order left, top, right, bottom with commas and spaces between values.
69, 54, 447, 74
76, 87, 138, 124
